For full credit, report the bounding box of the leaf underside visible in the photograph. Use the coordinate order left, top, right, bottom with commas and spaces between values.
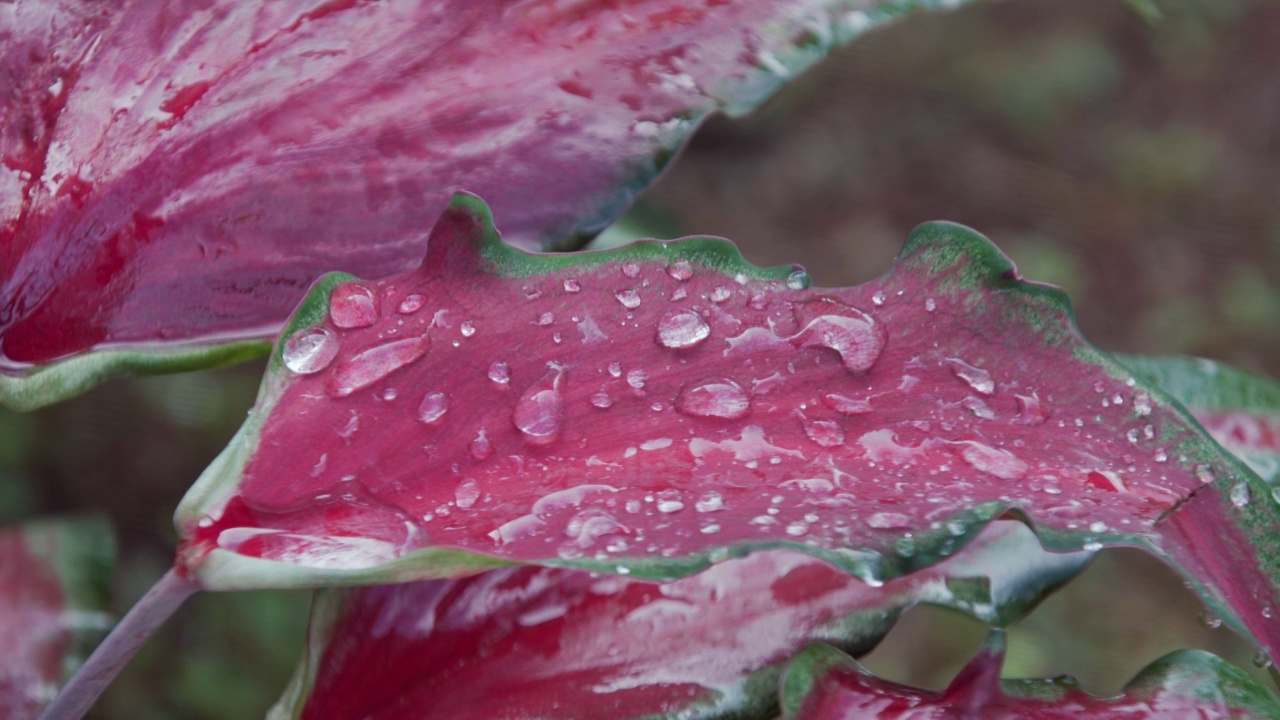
174, 193, 1280, 662
0, 0, 970, 408
271, 521, 1091, 720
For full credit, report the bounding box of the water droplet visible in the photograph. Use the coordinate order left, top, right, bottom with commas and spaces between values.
1231, 481, 1251, 508
802, 418, 845, 447
615, 289, 641, 309
958, 441, 1027, 480
608, 362, 623, 378
656, 490, 684, 513
460, 321, 476, 337
565, 510, 629, 548
328, 336, 429, 397
786, 269, 811, 290
513, 369, 564, 444
1089, 521, 1107, 533
1254, 651, 1273, 669
626, 369, 647, 390
1153, 448, 1168, 463
785, 522, 809, 537
1133, 391, 1152, 416
537, 312, 555, 326
1271, 487, 1280, 506
700, 524, 721, 534
946, 358, 995, 395
564, 278, 581, 293
748, 293, 768, 310
382, 388, 398, 401
470, 431, 493, 460
1082, 541, 1103, 552
710, 286, 732, 303
925, 298, 937, 312
397, 294, 425, 314
1126, 429, 1140, 444
791, 299, 884, 374
283, 328, 339, 374
590, 391, 613, 409
1198, 610, 1223, 629
330, 283, 378, 328
656, 310, 711, 349
695, 491, 725, 512
677, 378, 750, 419
961, 396, 995, 420
622, 262, 640, 278
823, 393, 873, 415
417, 391, 448, 425
489, 361, 510, 385
867, 512, 911, 529
872, 291, 886, 306
455, 478, 480, 509
1195, 465, 1215, 484
666, 261, 693, 281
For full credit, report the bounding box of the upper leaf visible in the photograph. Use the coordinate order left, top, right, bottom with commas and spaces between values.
779, 637, 1280, 719
0, 517, 114, 720
0, 0, 966, 408
270, 521, 1091, 720
174, 193, 1280, 661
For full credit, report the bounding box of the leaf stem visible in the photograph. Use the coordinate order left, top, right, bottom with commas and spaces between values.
39, 568, 198, 720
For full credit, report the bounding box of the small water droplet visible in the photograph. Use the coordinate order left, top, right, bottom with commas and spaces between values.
489, 361, 510, 385
677, 378, 750, 419
330, 284, 379, 328
666, 261, 693, 281
1126, 429, 1140, 444
564, 278, 581, 293
283, 327, 340, 374
537, 312, 555, 326
1089, 521, 1107, 533
700, 524, 721, 534
1253, 650, 1273, 669
867, 512, 911, 529
946, 358, 995, 395
513, 369, 564, 444
1082, 541, 1103, 552
823, 393, 873, 414
1231, 481, 1251, 508
397, 293, 425, 314
590, 391, 613, 409
626, 369, 647, 390
872, 291, 886, 306
615, 289, 641, 309
1198, 610, 1223, 629
417, 392, 448, 424
656, 310, 711, 349
382, 388, 398, 401
621, 262, 641, 278
785, 522, 809, 537
802, 418, 845, 448
695, 491, 725, 512
710, 286, 732, 303
786, 269, 811, 290
608, 362, 623, 378
1153, 448, 1167, 463
1196, 465, 1215, 484
460, 321, 476, 337
470, 431, 493, 460
925, 298, 937, 312
328, 336, 429, 397
455, 478, 480, 509
1133, 391, 1152, 416
656, 490, 684, 513
748, 293, 768, 310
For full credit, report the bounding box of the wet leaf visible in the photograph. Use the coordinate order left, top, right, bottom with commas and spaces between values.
0, 0, 971, 409
175, 194, 1278, 660
779, 635, 1280, 719
0, 517, 114, 720
270, 522, 1090, 720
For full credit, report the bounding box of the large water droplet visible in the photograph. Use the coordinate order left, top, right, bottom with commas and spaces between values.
417, 391, 448, 425
786, 269, 811, 290
615, 289, 641, 309
489, 361, 511, 385
283, 327, 339, 374
330, 283, 379, 328
397, 294, 425, 314
946, 358, 995, 395
957, 441, 1027, 480
656, 309, 711, 349
677, 378, 750, 419
791, 299, 884, 374
513, 368, 564, 444
455, 478, 480, 509
328, 336, 428, 397
666, 261, 693, 281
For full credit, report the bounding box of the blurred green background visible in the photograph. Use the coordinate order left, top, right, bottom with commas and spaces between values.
4, 0, 1279, 716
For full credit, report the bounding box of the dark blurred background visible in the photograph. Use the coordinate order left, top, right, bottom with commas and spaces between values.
4, 0, 1279, 716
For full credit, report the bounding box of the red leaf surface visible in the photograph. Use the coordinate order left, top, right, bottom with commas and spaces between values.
175, 194, 1278, 657
272, 522, 1091, 720
779, 637, 1280, 719
0, 0, 930, 395
0, 519, 112, 720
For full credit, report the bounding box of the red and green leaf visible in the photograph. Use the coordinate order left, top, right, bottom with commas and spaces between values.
0, 517, 113, 720
778, 636, 1280, 719
269, 522, 1091, 720
0, 0, 971, 410
172, 193, 1280, 661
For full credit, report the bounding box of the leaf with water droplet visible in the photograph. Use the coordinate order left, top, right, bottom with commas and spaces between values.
272, 522, 1091, 720
172, 194, 1279, 674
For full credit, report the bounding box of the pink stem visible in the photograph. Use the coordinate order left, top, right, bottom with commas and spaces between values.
39, 568, 197, 720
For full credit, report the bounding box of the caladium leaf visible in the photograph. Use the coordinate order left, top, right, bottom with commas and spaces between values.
0, 517, 113, 720
173, 193, 1280, 656
778, 636, 1280, 719
269, 521, 1091, 720
0, 0, 972, 409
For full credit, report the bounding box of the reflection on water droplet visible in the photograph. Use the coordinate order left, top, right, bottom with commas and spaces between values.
626, 369, 647, 390
946, 358, 995, 395
470, 431, 493, 460
1089, 521, 1107, 533
590, 391, 613, 409
666, 261, 693, 281
677, 378, 750, 419
514, 368, 564, 444
608, 362, 623, 378
1231, 482, 1251, 508
460, 321, 476, 337
328, 336, 428, 397
872, 291, 886, 306
823, 393, 872, 415
565, 510, 629, 548
489, 361, 511, 385
1133, 391, 1152, 416
1198, 610, 1223, 629
695, 491, 725, 512
330, 284, 378, 328
656, 310, 711, 349
283, 327, 339, 374
958, 441, 1027, 480
1254, 650, 1273, 669
622, 262, 640, 278
867, 512, 911, 529
802, 418, 845, 447
564, 278, 581, 293
417, 391, 448, 425
656, 489, 684, 513
615, 289, 641, 309
786, 269, 810, 290
397, 294, 425, 314
791, 299, 884, 374
455, 478, 480, 509
710, 286, 732, 303
1153, 448, 1167, 463
925, 298, 936, 312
